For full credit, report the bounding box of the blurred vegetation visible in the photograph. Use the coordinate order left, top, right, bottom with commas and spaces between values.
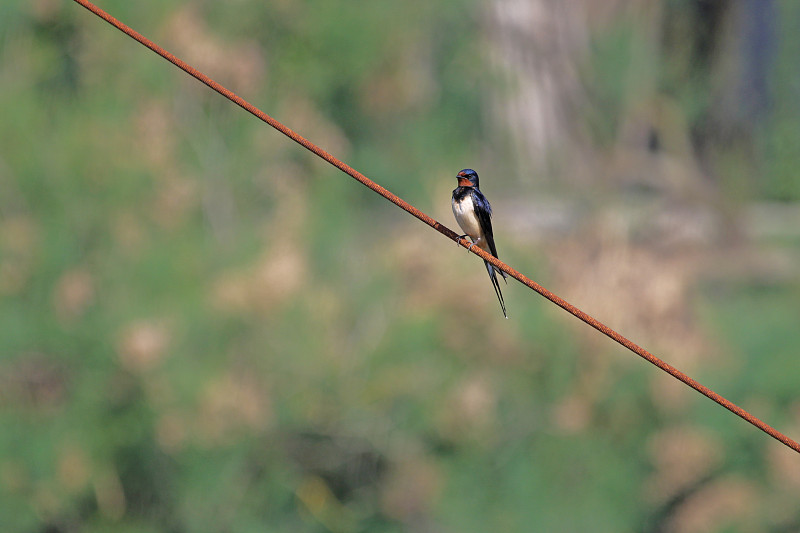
1, 0, 799, 532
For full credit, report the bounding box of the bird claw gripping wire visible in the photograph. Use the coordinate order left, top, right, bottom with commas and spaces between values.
456, 234, 476, 251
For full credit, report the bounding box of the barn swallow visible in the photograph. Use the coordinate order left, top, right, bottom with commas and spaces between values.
451, 168, 508, 318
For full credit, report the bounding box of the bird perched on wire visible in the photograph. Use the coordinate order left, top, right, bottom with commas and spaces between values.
451, 168, 508, 318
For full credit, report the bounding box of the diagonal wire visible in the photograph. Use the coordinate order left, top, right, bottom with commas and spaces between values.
72, 0, 800, 455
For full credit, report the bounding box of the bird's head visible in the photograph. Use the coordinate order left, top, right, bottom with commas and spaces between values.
456, 169, 479, 188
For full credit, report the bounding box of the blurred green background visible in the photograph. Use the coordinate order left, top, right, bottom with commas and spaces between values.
2, 0, 800, 531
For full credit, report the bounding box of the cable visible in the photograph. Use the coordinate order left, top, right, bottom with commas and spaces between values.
72, 0, 800, 455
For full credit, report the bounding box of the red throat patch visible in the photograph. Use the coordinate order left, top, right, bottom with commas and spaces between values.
457, 177, 472, 187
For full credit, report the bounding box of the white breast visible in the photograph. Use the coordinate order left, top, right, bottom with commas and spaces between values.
452, 194, 484, 241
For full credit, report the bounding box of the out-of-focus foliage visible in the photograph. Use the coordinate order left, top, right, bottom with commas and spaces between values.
1, 0, 799, 532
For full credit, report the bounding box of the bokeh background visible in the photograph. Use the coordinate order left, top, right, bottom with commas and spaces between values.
2, 0, 800, 531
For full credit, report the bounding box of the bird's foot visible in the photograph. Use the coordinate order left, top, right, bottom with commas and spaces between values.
456, 235, 476, 251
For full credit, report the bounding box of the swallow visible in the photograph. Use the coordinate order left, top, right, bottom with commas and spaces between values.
451, 168, 508, 318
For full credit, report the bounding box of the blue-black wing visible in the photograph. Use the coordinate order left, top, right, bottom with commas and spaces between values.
471, 189, 508, 318
472, 189, 507, 281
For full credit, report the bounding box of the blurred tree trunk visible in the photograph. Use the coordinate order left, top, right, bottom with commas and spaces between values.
687, 0, 776, 190
486, 0, 776, 194
485, 0, 593, 182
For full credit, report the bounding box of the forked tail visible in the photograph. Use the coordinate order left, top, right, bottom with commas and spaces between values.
485, 260, 508, 318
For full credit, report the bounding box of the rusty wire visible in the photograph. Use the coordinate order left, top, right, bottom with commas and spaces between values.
72, 0, 800, 455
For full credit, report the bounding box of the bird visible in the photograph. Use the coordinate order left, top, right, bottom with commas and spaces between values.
451, 168, 508, 318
